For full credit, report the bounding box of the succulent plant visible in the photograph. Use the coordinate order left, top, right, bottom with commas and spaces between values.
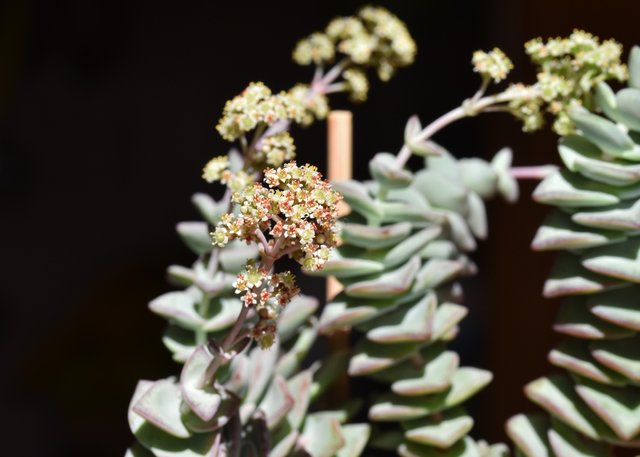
309, 130, 518, 456
507, 46, 640, 455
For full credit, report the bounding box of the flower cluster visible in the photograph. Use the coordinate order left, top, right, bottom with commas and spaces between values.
253, 132, 296, 168
201, 155, 254, 191
293, 6, 416, 81
211, 162, 342, 271
343, 68, 369, 102
472, 48, 513, 83
522, 30, 627, 134
216, 82, 303, 141
232, 262, 299, 348
287, 84, 329, 126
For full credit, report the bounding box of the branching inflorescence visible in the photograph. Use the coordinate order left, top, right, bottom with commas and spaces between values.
126, 5, 639, 457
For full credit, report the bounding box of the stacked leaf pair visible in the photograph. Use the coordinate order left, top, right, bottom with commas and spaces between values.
508, 47, 640, 456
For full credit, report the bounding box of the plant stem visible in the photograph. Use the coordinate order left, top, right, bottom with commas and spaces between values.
396, 86, 538, 168
510, 165, 558, 180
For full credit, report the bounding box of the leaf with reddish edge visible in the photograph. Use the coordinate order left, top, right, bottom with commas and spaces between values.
548, 416, 610, 457
277, 294, 318, 342
368, 368, 492, 422
587, 285, 640, 331
345, 256, 420, 299
533, 171, 620, 208
132, 378, 191, 438
149, 289, 205, 331
506, 413, 551, 457
591, 336, 640, 383
366, 293, 437, 343
574, 377, 640, 441
403, 407, 473, 449
258, 375, 295, 430
179, 345, 221, 422
549, 339, 626, 386
554, 298, 635, 340
342, 221, 412, 250
524, 374, 613, 441
299, 413, 346, 457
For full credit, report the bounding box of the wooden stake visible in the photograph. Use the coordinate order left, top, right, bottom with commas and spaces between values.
326, 110, 352, 404
327, 111, 352, 301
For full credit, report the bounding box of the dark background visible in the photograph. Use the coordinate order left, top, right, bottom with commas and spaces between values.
1, 0, 638, 455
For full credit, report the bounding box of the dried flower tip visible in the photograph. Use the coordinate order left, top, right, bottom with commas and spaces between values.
472, 48, 513, 83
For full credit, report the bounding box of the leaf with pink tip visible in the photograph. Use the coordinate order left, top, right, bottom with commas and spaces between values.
390, 350, 458, 396
398, 436, 473, 457
524, 374, 612, 441
349, 340, 427, 376
531, 210, 625, 251
313, 246, 385, 278
581, 239, 640, 282
432, 303, 468, 341
559, 134, 640, 186
572, 200, 640, 231
149, 289, 205, 331
412, 258, 465, 292
276, 294, 318, 342
533, 171, 619, 208
368, 367, 492, 421
179, 345, 221, 422
591, 336, 640, 383
505, 413, 551, 457
345, 256, 420, 299
403, 407, 473, 449
132, 378, 191, 438
382, 226, 442, 268
548, 339, 625, 385
554, 298, 635, 340
366, 293, 437, 343
575, 377, 640, 440
543, 253, 621, 298
258, 375, 294, 430
342, 221, 412, 250
336, 424, 371, 457
318, 299, 379, 334
547, 417, 609, 457
299, 413, 346, 457
587, 286, 640, 331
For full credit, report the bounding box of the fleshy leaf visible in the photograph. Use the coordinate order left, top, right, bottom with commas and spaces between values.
180, 345, 221, 421
533, 171, 619, 208
404, 407, 473, 449
524, 374, 610, 440
149, 290, 205, 331
336, 424, 371, 457
570, 110, 637, 159
368, 368, 492, 421
382, 226, 442, 268
554, 298, 635, 340
132, 379, 191, 438
277, 294, 318, 342
341, 221, 412, 250
591, 336, 640, 383
629, 46, 640, 89
459, 158, 496, 199
548, 417, 610, 457
299, 413, 346, 457
370, 152, 414, 189
575, 378, 640, 440
258, 375, 295, 430
345, 256, 420, 298
506, 413, 551, 457
176, 222, 212, 256
366, 293, 437, 343
572, 200, 640, 231
587, 285, 640, 331
548, 339, 625, 386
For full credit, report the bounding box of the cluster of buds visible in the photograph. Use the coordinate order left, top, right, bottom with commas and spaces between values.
232, 262, 299, 349
472, 48, 513, 83
212, 162, 342, 271
253, 132, 296, 168
522, 30, 627, 134
287, 84, 329, 126
202, 154, 254, 191
216, 82, 303, 141
292, 6, 416, 102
